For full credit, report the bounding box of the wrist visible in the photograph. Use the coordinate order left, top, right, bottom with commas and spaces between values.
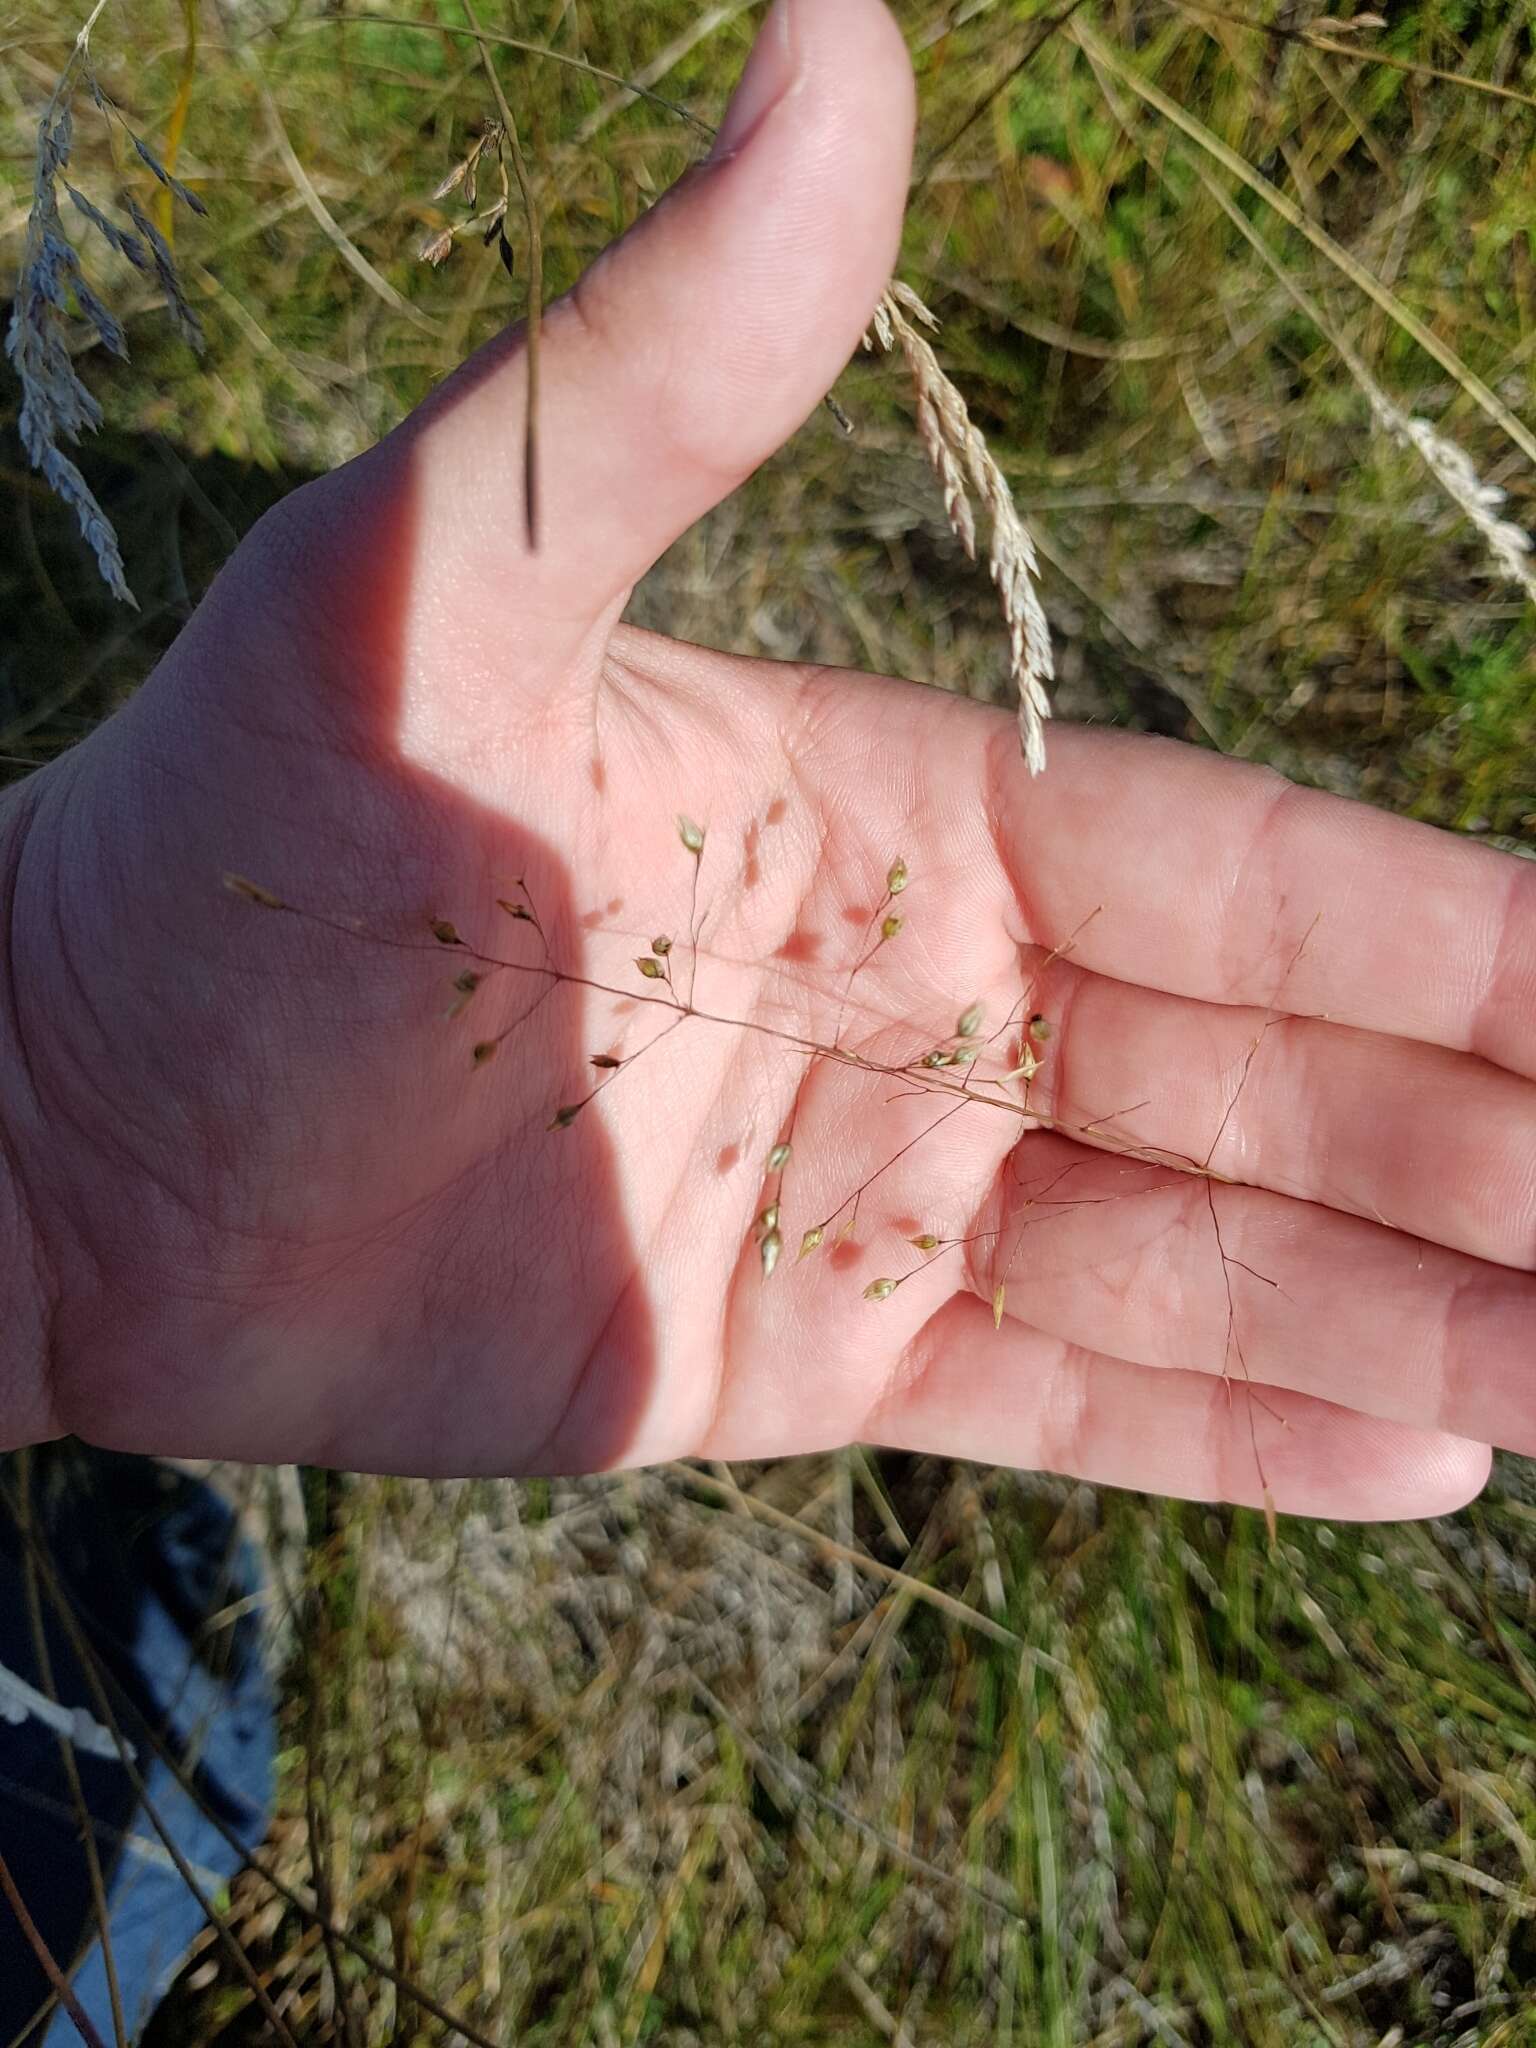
0, 775, 64, 1449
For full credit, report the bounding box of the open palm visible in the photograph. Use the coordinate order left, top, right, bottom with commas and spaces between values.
2, 0, 1531, 1521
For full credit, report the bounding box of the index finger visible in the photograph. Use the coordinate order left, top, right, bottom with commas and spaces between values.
986, 723, 1536, 1078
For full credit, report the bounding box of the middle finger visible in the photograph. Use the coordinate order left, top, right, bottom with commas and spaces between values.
972, 1130, 1536, 1457
1011, 951, 1536, 1272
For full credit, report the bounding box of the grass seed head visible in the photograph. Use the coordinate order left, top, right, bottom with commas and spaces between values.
223, 873, 285, 910
871, 286, 1053, 774
7, 23, 207, 607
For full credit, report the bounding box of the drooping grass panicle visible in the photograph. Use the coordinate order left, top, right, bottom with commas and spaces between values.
7, 99, 133, 604
1376, 403, 1536, 605
5, 4, 204, 605
418, 120, 510, 267
1188, 160, 1536, 607
868, 282, 1054, 774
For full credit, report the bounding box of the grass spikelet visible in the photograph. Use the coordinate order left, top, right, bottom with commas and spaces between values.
120, 192, 203, 353
417, 120, 510, 269
869, 283, 1054, 774
65, 183, 147, 269
222, 873, 285, 910
125, 127, 206, 217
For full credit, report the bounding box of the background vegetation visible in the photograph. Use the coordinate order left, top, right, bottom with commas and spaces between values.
2, 0, 1534, 2039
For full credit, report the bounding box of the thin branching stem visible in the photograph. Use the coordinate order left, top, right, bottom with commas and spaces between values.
227, 879, 1247, 1191
307, 13, 713, 135
462, 0, 542, 548
0, 1841, 109, 2048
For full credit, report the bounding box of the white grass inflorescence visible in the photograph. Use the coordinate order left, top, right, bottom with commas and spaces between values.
868, 282, 1054, 774
1376, 401, 1536, 605
6, 2, 204, 606
1186, 160, 1536, 607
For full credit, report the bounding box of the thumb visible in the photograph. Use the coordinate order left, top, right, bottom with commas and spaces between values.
397, 0, 915, 645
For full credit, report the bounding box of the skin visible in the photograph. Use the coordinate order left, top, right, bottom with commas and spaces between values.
0, 0, 1531, 1518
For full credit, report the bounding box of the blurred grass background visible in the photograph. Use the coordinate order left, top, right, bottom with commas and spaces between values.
3, 0, 1535, 2039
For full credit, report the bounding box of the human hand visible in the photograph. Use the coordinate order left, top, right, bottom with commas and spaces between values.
1, 0, 1530, 1520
